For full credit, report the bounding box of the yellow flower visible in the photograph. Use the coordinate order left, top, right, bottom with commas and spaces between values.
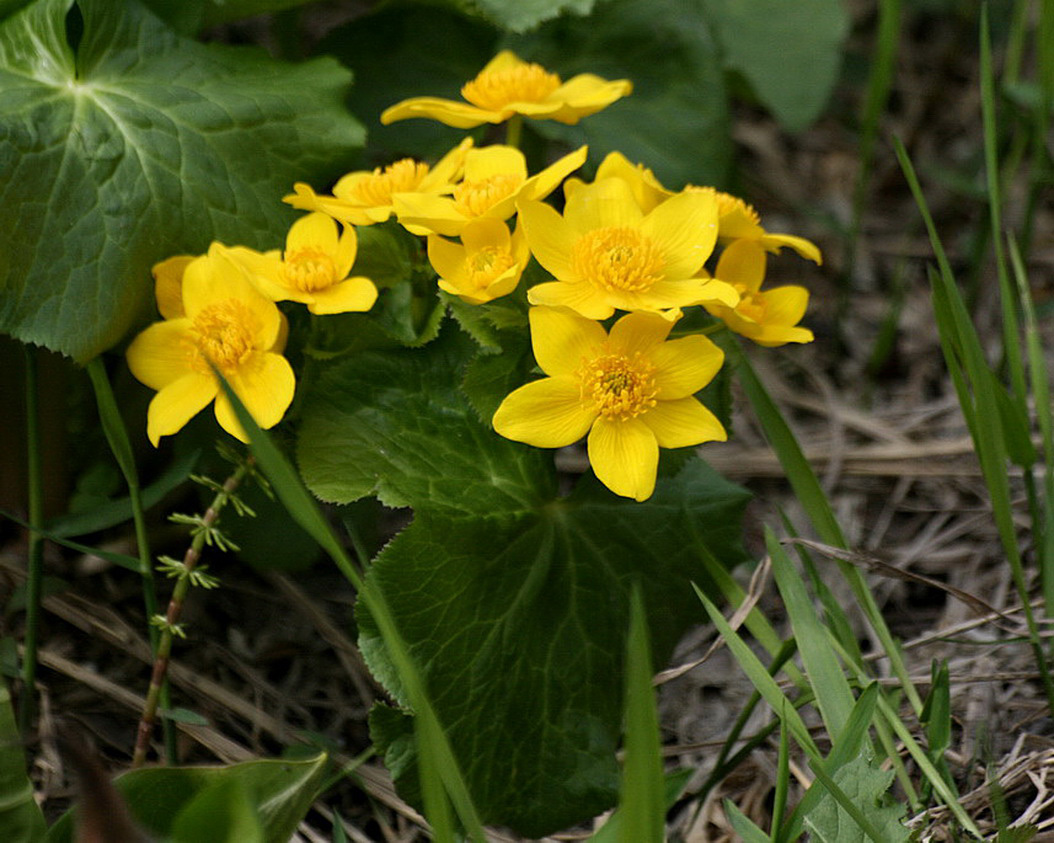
227, 213, 377, 316
126, 244, 295, 446
393, 144, 587, 236
282, 138, 473, 227
701, 240, 814, 347
493, 306, 726, 501
428, 218, 530, 304
520, 177, 738, 319
689, 187, 821, 263
381, 50, 632, 128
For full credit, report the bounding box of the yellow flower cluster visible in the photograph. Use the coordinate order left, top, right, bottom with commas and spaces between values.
126, 214, 378, 446
129, 50, 821, 502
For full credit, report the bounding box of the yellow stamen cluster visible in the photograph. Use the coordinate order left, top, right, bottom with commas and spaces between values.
188, 299, 258, 374
453, 175, 521, 218
577, 352, 658, 420
349, 158, 430, 206
572, 227, 665, 293
461, 63, 561, 111
283, 247, 337, 293
733, 286, 767, 323
467, 247, 516, 290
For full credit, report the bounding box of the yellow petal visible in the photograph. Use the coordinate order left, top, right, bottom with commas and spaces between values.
427, 234, 467, 281
517, 199, 575, 280
529, 306, 607, 378
760, 232, 822, 264
464, 146, 527, 181
593, 151, 670, 212
753, 324, 815, 347
543, 73, 633, 124
587, 417, 658, 501
642, 190, 718, 279
762, 285, 810, 327
126, 319, 194, 390
607, 311, 675, 358
623, 278, 720, 313
643, 398, 726, 448
393, 192, 467, 236
691, 278, 740, 308
565, 177, 643, 234
650, 335, 724, 399
518, 145, 588, 204
287, 211, 339, 255
715, 239, 766, 294
306, 277, 378, 315
152, 255, 194, 319
146, 372, 217, 446
380, 96, 500, 128
460, 216, 512, 252
526, 280, 615, 320
213, 352, 296, 441
492, 378, 595, 448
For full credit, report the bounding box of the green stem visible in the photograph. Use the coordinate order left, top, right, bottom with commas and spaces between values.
85, 358, 177, 761
505, 114, 523, 150
131, 459, 249, 768
18, 346, 44, 736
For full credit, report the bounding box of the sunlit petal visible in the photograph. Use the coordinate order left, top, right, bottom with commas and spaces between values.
587, 417, 658, 501
651, 335, 724, 399
306, 277, 378, 315
643, 398, 726, 448
529, 306, 607, 378
526, 280, 615, 320
214, 353, 296, 441
146, 373, 217, 446
127, 319, 194, 390
492, 378, 595, 448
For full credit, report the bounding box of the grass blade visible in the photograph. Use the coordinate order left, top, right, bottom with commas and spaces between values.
616, 586, 665, 843
766, 528, 854, 738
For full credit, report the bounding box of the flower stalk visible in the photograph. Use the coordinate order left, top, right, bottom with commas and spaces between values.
131, 457, 250, 768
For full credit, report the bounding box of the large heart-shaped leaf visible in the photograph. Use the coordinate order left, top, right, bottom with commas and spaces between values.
296, 325, 751, 835
0, 0, 363, 362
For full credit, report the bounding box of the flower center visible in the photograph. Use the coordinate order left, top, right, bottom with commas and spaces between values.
453, 174, 521, 218
689, 186, 761, 225
733, 284, 767, 322
461, 63, 562, 111
348, 158, 429, 206
577, 351, 658, 420
283, 247, 338, 293
188, 299, 258, 374
467, 246, 516, 290
571, 227, 665, 293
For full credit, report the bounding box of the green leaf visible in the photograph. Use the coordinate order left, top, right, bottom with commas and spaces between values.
360, 461, 750, 836
0, 682, 46, 842
170, 779, 264, 843
705, 0, 848, 131
723, 800, 770, 843
297, 327, 556, 513
46, 754, 327, 843
0, 0, 364, 362
802, 756, 910, 842
508, 0, 732, 188
460, 0, 596, 33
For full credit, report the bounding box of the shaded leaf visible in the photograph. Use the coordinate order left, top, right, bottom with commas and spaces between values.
706, 0, 848, 131
0, 682, 46, 842
0, 0, 363, 361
